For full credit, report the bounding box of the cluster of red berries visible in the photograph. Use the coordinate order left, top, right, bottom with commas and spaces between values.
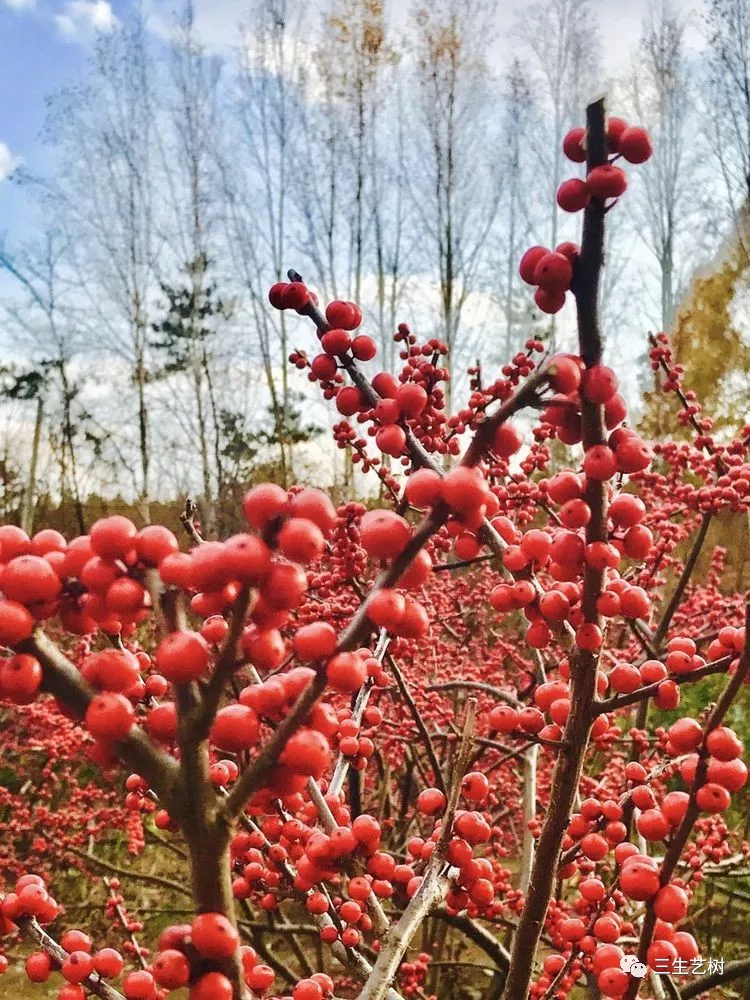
519, 115, 652, 315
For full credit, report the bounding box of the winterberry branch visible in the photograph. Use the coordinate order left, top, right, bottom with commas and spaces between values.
595, 654, 733, 713
426, 680, 522, 709
195, 583, 253, 739
357, 699, 477, 1000
501, 96, 609, 1000
623, 599, 750, 1000
17, 917, 126, 1000
67, 845, 192, 899
652, 510, 713, 647
328, 627, 390, 799
103, 877, 148, 971
18, 629, 186, 820
179, 496, 204, 545
384, 649, 447, 794
678, 957, 750, 998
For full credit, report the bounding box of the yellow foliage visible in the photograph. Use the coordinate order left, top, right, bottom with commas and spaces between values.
641, 237, 750, 438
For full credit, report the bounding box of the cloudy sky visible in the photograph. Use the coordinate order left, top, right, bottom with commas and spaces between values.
0, 0, 702, 234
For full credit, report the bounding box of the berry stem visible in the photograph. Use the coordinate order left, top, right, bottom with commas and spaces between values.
501, 96, 610, 1000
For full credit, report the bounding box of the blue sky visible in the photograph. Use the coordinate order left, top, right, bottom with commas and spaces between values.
0, 0, 699, 238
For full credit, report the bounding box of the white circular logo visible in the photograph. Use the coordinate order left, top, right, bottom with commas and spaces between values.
619, 955, 648, 978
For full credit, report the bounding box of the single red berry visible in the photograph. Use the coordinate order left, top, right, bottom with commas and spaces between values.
519, 246, 548, 284
534, 286, 566, 314
563, 126, 586, 162
534, 251, 573, 291
191, 912, 240, 960
557, 178, 591, 212
156, 631, 210, 683
85, 692, 135, 740
587, 164, 627, 199
620, 126, 652, 163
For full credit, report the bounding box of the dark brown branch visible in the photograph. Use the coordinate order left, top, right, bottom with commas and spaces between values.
67, 846, 192, 898
19, 629, 186, 822
426, 680, 522, 709
652, 510, 713, 647
180, 496, 204, 545
501, 96, 609, 1000
18, 918, 125, 1000
434, 910, 510, 973
194, 584, 253, 739
162, 594, 248, 999
385, 649, 447, 793
678, 958, 750, 998
595, 655, 733, 714
432, 553, 498, 571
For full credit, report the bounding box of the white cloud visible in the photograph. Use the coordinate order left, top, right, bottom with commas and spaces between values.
55, 1, 118, 41
0, 142, 21, 182
4, 0, 36, 9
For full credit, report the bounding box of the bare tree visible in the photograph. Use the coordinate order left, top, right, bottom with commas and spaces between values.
41, 12, 158, 519
517, 0, 601, 348
410, 0, 503, 414
705, 0, 750, 253
151, 1, 228, 533
0, 227, 86, 531
499, 59, 536, 359
626, 0, 701, 331
223, 0, 310, 485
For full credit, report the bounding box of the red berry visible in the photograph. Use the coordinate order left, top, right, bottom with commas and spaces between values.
211, 705, 261, 752
0, 598, 34, 644
85, 692, 135, 740
326, 300, 361, 330
243, 483, 288, 529
359, 510, 411, 559
582, 364, 619, 404
534, 286, 566, 314
606, 117, 629, 151
281, 281, 309, 311
327, 652, 367, 692
282, 729, 331, 778
668, 718, 703, 752
583, 444, 617, 482
563, 126, 586, 162
91, 948, 123, 979
696, 782, 731, 813
557, 178, 591, 212
191, 912, 240, 960
654, 884, 688, 923
493, 422, 523, 458
156, 631, 210, 684
136, 526, 179, 565
533, 252, 573, 291
587, 164, 627, 199
620, 126, 652, 163
0, 654, 42, 704
1, 555, 61, 605
190, 973, 233, 1000
705, 726, 743, 761
405, 469, 442, 508
417, 788, 446, 815
268, 282, 287, 308
519, 246, 548, 284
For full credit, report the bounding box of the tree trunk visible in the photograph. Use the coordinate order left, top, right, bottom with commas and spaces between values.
21, 396, 44, 536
